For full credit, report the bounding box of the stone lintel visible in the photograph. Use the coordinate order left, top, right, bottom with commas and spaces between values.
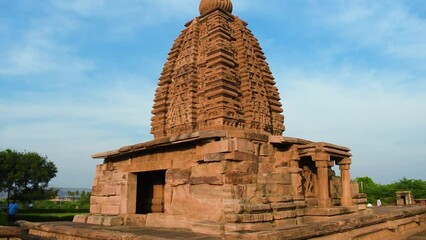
244, 132, 269, 142
297, 142, 352, 161
269, 136, 312, 145
92, 130, 227, 159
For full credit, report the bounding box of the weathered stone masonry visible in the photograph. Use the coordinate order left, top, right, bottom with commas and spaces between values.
82, 0, 368, 236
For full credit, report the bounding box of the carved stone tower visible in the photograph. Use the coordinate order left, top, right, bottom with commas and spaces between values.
151, 0, 284, 138
87, 0, 365, 237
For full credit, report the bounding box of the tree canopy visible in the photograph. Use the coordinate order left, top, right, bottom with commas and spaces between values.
355, 176, 426, 204
0, 149, 58, 202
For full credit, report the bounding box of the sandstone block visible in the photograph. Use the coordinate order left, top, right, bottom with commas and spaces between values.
270, 202, 296, 211
258, 161, 274, 173
266, 184, 292, 196
87, 215, 104, 225
225, 152, 258, 162
231, 185, 245, 199
189, 176, 223, 185
225, 213, 239, 223
244, 132, 269, 142
192, 221, 224, 236
203, 153, 225, 162
178, 198, 223, 222
242, 203, 272, 213
101, 205, 120, 215
189, 162, 225, 185
95, 196, 121, 205
245, 184, 266, 198
225, 160, 257, 173
124, 214, 147, 226
72, 214, 88, 223
191, 184, 233, 199
273, 210, 297, 220
102, 216, 123, 226
223, 199, 243, 214
232, 138, 254, 154
267, 195, 294, 203
145, 213, 191, 229
163, 184, 172, 214
225, 172, 253, 184
225, 222, 273, 232
259, 143, 273, 156
171, 185, 191, 215
192, 162, 225, 176
199, 140, 232, 155
269, 135, 285, 143
101, 183, 117, 196
239, 213, 273, 223
257, 173, 291, 184
198, 130, 226, 139
90, 196, 97, 204
158, 157, 173, 170
91, 186, 102, 196
90, 204, 101, 214
101, 164, 108, 171
274, 218, 297, 227
167, 168, 191, 186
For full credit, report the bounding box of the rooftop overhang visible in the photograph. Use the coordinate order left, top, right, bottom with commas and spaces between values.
269, 135, 352, 163
92, 130, 227, 159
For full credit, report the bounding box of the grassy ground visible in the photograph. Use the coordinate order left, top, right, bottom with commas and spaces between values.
0, 210, 88, 226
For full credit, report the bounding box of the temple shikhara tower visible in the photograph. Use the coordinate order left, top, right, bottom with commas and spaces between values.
82, 0, 367, 236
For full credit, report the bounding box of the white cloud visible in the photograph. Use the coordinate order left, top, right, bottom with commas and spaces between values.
0, 12, 94, 77
0, 75, 155, 188
320, 0, 426, 61
277, 65, 426, 183
51, 0, 200, 36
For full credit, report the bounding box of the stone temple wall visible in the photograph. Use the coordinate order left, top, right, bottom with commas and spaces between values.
88, 131, 308, 233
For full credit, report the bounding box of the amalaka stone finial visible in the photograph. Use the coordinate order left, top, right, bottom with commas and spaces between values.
199, 0, 233, 16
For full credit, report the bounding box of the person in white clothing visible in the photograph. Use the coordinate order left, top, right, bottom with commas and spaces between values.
377, 198, 382, 207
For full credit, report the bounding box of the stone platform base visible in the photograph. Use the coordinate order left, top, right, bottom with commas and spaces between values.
17, 206, 426, 240
227, 206, 426, 240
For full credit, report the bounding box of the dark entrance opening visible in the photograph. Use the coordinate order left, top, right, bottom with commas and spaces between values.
136, 170, 166, 214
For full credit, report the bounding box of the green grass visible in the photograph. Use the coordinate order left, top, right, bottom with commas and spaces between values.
0, 209, 89, 226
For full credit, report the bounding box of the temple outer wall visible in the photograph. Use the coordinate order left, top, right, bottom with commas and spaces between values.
86, 131, 366, 234
88, 131, 304, 232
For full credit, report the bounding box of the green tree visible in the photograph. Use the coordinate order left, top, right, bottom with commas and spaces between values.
390, 177, 426, 199
355, 176, 426, 205
0, 149, 58, 203
67, 191, 74, 200
77, 191, 91, 209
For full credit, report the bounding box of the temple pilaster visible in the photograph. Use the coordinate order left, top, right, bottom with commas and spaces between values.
314, 155, 331, 208
339, 158, 352, 207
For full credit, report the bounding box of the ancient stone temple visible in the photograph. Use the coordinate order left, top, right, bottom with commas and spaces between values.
82, 0, 367, 235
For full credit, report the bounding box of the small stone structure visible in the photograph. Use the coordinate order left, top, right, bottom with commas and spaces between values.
78, 0, 368, 235
397, 191, 415, 206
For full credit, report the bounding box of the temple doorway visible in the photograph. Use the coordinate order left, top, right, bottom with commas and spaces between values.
136, 170, 166, 214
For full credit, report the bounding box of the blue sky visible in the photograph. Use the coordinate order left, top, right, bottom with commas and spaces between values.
0, 0, 425, 188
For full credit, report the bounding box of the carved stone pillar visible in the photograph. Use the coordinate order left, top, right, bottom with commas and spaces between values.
339, 158, 352, 207
289, 149, 302, 198
316, 160, 331, 208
